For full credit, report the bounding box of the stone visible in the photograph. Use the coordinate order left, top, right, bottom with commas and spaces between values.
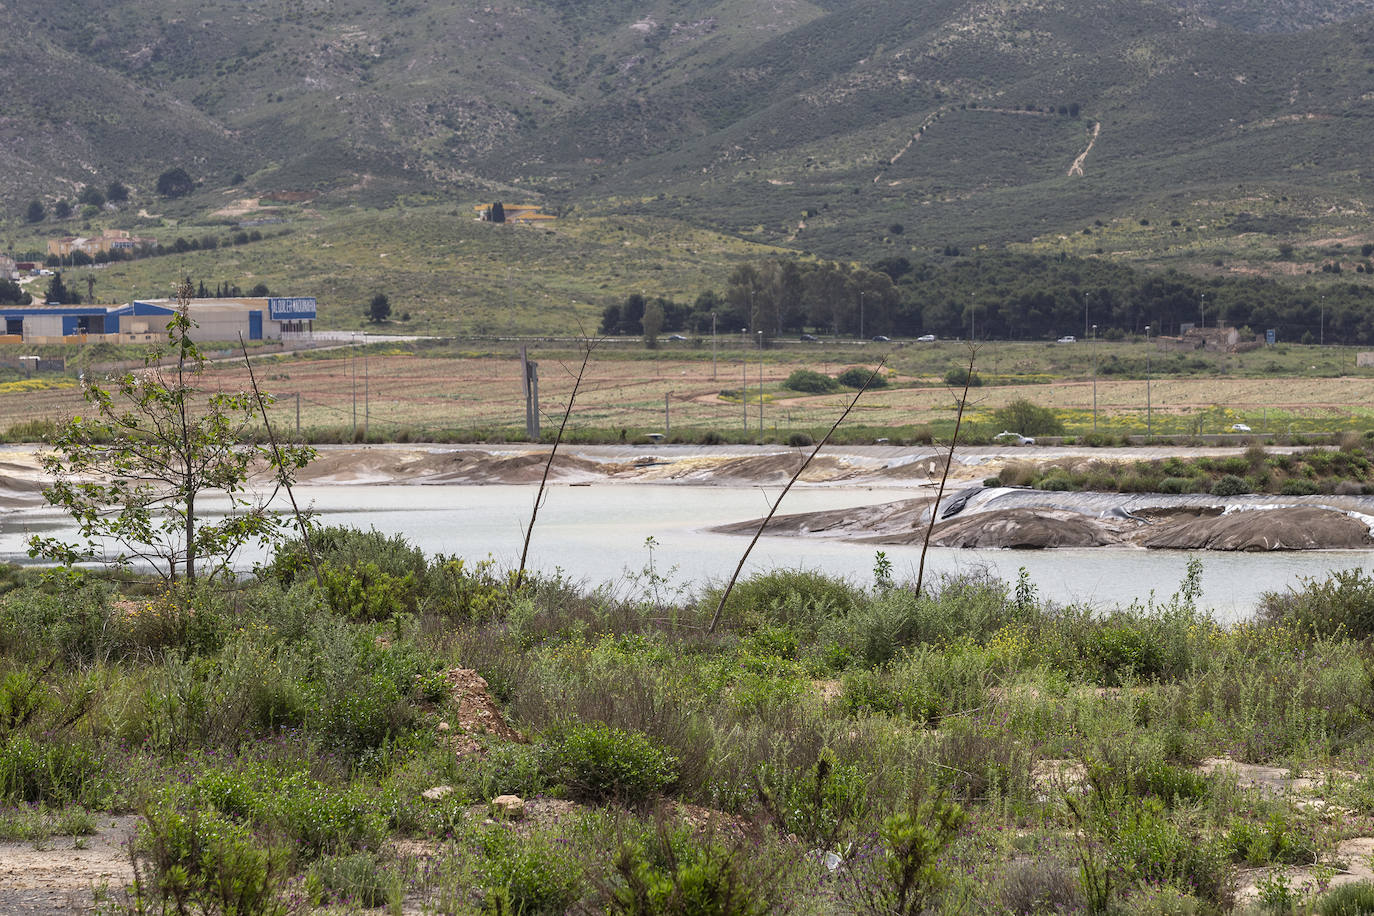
421, 785, 454, 802
436, 721, 451, 732
490, 794, 525, 820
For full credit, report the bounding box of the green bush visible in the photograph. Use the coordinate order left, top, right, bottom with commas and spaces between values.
783, 369, 839, 393
1224, 811, 1319, 866
611, 827, 775, 916
944, 367, 983, 388
1317, 881, 1374, 915
137, 801, 290, 916
1258, 568, 1374, 638
1210, 474, 1251, 496
311, 852, 397, 909
0, 735, 107, 807
836, 367, 888, 389
1281, 477, 1320, 495
994, 399, 1063, 436
481, 830, 584, 915
1157, 476, 1194, 494
709, 569, 863, 635
542, 722, 679, 805
1085, 625, 1165, 685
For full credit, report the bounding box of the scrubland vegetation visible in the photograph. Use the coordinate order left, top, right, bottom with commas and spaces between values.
5, 526, 1374, 913
996, 437, 1374, 496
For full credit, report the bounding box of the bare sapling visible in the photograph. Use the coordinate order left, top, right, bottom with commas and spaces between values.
708, 360, 887, 634
914, 345, 978, 598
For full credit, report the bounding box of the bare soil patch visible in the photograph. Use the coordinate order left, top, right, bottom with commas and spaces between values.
0, 814, 139, 915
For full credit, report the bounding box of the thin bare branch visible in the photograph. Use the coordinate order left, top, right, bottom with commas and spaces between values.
515, 338, 600, 589
708, 359, 886, 634
238, 332, 322, 592
915, 344, 978, 599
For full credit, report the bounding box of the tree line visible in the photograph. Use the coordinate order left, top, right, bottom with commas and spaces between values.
602, 253, 1374, 345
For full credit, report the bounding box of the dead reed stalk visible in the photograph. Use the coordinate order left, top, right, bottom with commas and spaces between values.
707, 359, 887, 634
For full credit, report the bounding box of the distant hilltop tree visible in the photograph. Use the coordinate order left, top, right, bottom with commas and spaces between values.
490, 201, 505, 223
157, 167, 195, 199
368, 292, 392, 323
106, 180, 129, 203
24, 200, 44, 222
53, 200, 72, 220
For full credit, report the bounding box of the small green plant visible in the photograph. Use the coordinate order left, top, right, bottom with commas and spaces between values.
841, 791, 966, 916
542, 722, 679, 805
873, 552, 894, 591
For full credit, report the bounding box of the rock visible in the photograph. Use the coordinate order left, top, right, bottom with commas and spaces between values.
436, 721, 451, 732
490, 795, 525, 820
421, 785, 455, 802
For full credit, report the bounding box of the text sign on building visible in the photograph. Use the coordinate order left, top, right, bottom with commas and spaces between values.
268, 297, 317, 320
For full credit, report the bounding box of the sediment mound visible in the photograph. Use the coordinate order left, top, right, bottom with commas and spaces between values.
1138, 507, 1374, 551
927, 508, 1122, 549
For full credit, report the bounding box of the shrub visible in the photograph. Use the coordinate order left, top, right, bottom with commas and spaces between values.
1210, 474, 1250, 496
611, 826, 777, 916
787, 432, 814, 447
1281, 477, 1320, 495
994, 400, 1064, 437
1085, 625, 1165, 685
136, 802, 289, 916
943, 367, 982, 388
542, 722, 679, 805
837, 367, 888, 389
311, 852, 397, 909
783, 369, 839, 394
1224, 811, 1319, 866
481, 830, 584, 914
709, 569, 863, 635
1258, 568, 1374, 638
1158, 476, 1193, 494
1318, 881, 1374, 915
0, 735, 107, 806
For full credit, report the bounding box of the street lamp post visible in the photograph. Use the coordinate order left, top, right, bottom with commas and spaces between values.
859, 290, 865, 340
757, 331, 764, 432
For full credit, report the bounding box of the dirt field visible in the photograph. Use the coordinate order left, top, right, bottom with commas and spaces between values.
1, 351, 1372, 439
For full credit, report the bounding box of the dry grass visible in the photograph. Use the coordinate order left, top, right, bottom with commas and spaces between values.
2, 349, 1372, 440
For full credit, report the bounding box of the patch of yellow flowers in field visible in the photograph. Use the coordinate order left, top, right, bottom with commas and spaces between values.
0, 378, 75, 394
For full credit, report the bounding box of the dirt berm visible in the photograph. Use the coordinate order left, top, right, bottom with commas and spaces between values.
1138, 507, 1374, 551
715, 492, 1374, 551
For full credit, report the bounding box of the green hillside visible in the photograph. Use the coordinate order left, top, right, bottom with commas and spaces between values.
6, 0, 1374, 302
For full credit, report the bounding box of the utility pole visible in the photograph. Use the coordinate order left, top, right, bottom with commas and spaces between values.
520, 346, 540, 440
711, 312, 717, 379
859, 290, 865, 340
296, 392, 301, 437
351, 334, 357, 438
1145, 325, 1152, 437
363, 343, 369, 441
665, 391, 671, 435
1092, 324, 1098, 432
